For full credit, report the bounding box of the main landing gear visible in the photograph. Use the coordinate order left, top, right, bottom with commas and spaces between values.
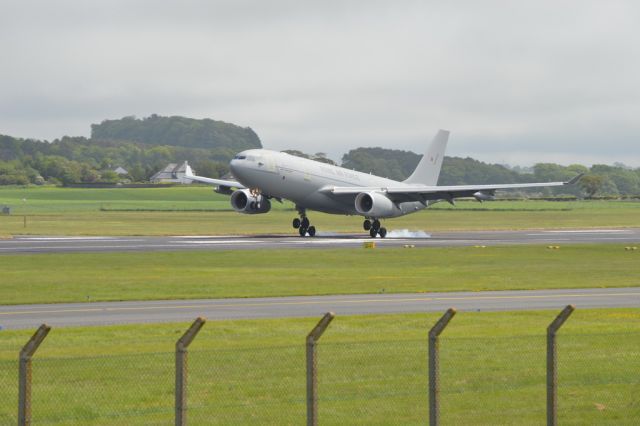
364, 218, 386, 238
292, 208, 316, 237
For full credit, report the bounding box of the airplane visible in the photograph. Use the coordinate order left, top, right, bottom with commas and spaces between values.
185, 130, 582, 238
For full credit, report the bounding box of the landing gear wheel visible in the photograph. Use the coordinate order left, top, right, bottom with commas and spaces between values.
369, 228, 377, 238
363, 219, 371, 231
307, 226, 316, 237
372, 219, 381, 231
292, 218, 301, 229
378, 227, 387, 238
299, 227, 308, 237
301, 217, 310, 229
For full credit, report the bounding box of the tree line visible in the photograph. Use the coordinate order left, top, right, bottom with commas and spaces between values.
0, 115, 261, 185
1, 116, 639, 197
339, 147, 640, 197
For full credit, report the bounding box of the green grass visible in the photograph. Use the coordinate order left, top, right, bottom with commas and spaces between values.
0, 186, 638, 236
1, 245, 639, 305
1, 309, 639, 424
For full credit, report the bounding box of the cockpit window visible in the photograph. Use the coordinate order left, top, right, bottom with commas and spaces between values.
234, 155, 247, 160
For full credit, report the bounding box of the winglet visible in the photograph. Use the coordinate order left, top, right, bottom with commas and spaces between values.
564, 173, 584, 185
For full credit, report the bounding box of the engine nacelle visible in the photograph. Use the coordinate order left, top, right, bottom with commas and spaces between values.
355, 191, 397, 217
473, 191, 495, 202
230, 189, 271, 214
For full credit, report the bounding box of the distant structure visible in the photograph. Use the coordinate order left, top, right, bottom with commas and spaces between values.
113, 166, 128, 176
150, 161, 193, 184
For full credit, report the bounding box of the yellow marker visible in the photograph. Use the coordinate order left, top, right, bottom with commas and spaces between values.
363, 241, 376, 249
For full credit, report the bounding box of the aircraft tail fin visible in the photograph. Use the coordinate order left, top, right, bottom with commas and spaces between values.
403, 129, 449, 185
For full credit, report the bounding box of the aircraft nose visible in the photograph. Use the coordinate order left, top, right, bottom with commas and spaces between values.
229, 159, 239, 176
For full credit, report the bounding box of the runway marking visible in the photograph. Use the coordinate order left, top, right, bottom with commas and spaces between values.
2, 291, 639, 317
530, 230, 634, 234
0, 245, 193, 251
177, 240, 264, 245
15, 236, 137, 241
287, 239, 374, 244
171, 235, 244, 239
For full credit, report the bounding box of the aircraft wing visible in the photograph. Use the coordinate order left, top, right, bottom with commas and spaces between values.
327, 174, 583, 202
183, 163, 246, 189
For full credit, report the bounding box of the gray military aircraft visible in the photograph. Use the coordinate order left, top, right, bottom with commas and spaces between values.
185, 130, 581, 238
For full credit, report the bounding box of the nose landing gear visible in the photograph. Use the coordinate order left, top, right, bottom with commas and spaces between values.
364, 218, 386, 238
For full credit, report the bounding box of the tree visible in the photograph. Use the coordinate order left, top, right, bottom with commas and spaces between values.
281, 150, 310, 159
313, 153, 337, 165
100, 170, 120, 183
0, 161, 30, 184
579, 175, 605, 198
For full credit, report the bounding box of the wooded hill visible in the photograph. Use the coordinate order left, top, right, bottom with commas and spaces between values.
91, 115, 261, 150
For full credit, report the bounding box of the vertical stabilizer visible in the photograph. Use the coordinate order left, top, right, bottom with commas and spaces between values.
403, 129, 449, 185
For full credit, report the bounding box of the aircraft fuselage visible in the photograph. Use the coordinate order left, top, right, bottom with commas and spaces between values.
229, 149, 428, 217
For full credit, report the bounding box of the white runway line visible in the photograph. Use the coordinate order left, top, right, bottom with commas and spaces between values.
0, 245, 173, 251
16, 236, 134, 241
177, 240, 264, 245
530, 229, 633, 234
170, 235, 244, 239
287, 239, 372, 244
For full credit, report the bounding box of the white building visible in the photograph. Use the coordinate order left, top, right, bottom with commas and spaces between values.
113, 166, 128, 176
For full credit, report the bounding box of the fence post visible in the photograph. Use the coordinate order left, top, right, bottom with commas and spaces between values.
306, 312, 335, 426
175, 317, 206, 426
18, 324, 51, 426
547, 305, 574, 426
429, 308, 456, 426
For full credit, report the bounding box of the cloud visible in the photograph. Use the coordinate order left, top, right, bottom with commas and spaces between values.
1, 0, 639, 165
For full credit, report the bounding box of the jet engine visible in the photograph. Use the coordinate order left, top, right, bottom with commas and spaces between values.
473, 191, 495, 202
354, 191, 397, 217
230, 189, 271, 214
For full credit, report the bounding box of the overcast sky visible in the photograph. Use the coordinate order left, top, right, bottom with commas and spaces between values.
1, 0, 639, 166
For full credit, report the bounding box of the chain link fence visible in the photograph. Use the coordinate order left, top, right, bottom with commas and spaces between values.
318, 338, 427, 425
31, 352, 174, 424
440, 334, 546, 424
0, 357, 17, 424
0, 309, 638, 424
189, 345, 305, 424
558, 331, 640, 424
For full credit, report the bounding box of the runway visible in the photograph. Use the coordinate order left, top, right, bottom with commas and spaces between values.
1, 228, 639, 254
1, 287, 639, 329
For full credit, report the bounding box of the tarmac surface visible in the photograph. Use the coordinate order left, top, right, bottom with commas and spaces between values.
1, 228, 639, 254
1, 287, 639, 329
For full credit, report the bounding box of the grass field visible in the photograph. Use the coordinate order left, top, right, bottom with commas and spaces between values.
1, 244, 638, 305
1, 187, 638, 424
0, 185, 639, 236
1, 309, 638, 424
